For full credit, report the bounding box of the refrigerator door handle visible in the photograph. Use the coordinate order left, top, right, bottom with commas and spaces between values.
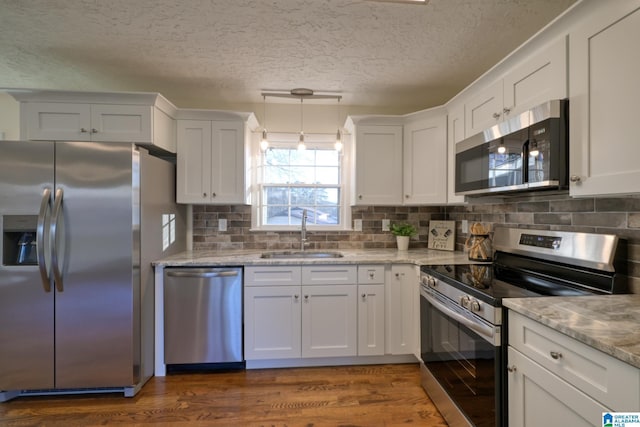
51, 188, 64, 292
36, 188, 52, 292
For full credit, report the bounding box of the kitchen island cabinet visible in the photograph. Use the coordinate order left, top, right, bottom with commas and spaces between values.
505, 298, 640, 427
569, 0, 640, 196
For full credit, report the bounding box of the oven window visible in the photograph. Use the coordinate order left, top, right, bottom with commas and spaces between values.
421, 296, 500, 427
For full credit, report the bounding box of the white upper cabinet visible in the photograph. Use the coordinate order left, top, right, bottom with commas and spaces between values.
402, 109, 447, 205
569, 0, 640, 196
345, 117, 403, 205
446, 103, 466, 205
464, 35, 568, 137
10, 90, 176, 152
176, 110, 257, 205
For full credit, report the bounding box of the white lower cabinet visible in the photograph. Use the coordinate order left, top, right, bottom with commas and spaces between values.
508, 347, 609, 427
507, 311, 640, 427
245, 264, 398, 363
386, 264, 417, 355
244, 265, 359, 361
301, 284, 357, 358
244, 285, 301, 360
357, 265, 386, 356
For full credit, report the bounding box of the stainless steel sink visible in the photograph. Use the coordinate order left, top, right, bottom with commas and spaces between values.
260, 250, 344, 259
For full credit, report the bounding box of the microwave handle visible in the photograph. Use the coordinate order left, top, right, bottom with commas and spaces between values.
522, 139, 529, 183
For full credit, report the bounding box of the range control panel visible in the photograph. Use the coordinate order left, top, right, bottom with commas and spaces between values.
519, 234, 562, 250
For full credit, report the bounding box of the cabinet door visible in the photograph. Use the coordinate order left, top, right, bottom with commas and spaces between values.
358, 284, 385, 356
503, 35, 567, 117
176, 120, 212, 204
403, 116, 447, 205
446, 104, 466, 204
90, 104, 152, 143
22, 102, 90, 141
508, 347, 610, 427
301, 285, 357, 358
464, 80, 503, 136
354, 125, 403, 205
210, 121, 245, 204
386, 265, 416, 355
244, 286, 302, 360
569, 1, 640, 196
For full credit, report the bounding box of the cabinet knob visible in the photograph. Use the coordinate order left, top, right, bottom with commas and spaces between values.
492, 112, 501, 119
507, 365, 517, 373
91, 128, 98, 134
304, 295, 309, 300
550, 351, 563, 360
294, 294, 299, 300
570, 175, 581, 183
369, 272, 374, 279
503, 107, 511, 114
405, 194, 410, 199
203, 193, 207, 198
212, 192, 216, 198
80, 128, 88, 133
358, 195, 363, 200
395, 272, 400, 278
362, 293, 366, 299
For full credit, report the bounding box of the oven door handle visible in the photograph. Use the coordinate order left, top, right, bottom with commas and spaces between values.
423, 290, 499, 346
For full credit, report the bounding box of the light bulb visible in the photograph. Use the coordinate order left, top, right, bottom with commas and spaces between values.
297, 132, 306, 150
335, 129, 342, 151
497, 145, 506, 154
260, 130, 269, 151
529, 141, 539, 157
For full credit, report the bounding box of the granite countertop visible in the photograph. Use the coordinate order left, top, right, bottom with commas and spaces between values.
504, 295, 640, 369
153, 248, 477, 267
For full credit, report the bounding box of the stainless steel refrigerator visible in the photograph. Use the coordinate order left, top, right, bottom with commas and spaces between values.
0, 140, 185, 401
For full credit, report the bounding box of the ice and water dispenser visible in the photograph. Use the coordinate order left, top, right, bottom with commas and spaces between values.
2, 215, 38, 266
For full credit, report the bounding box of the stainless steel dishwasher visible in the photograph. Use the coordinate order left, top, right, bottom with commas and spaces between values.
164, 267, 243, 365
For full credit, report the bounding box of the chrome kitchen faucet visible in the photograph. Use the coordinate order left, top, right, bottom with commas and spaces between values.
300, 209, 308, 251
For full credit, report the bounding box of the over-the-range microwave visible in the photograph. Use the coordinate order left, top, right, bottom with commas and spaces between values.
455, 99, 568, 197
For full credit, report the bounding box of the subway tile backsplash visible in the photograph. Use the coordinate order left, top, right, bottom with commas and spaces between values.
191, 193, 640, 293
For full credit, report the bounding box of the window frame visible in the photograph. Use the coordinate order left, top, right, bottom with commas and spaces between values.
251, 132, 352, 231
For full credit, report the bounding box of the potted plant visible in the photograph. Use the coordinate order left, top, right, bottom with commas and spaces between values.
390, 223, 417, 251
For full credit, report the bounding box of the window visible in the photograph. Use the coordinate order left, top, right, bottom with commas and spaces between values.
162, 213, 176, 251
254, 134, 348, 230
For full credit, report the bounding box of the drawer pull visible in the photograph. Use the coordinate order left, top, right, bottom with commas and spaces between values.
550, 351, 563, 360
507, 365, 517, 373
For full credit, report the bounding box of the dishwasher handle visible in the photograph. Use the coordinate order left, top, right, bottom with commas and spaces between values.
166, 269, 240, 279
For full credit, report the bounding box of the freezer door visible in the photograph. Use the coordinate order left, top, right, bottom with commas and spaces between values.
0, 140, 55, 390
53, 141, 139, 388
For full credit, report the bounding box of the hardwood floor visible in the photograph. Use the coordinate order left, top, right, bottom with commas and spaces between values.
1, 363, 447, 426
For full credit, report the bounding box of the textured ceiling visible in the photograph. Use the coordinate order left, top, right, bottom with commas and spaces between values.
0, 0, 577, 112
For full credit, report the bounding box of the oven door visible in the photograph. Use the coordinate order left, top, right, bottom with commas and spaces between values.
420, 285, 502, 427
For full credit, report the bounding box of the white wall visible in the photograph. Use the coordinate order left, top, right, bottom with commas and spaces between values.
0, 92, 20, 139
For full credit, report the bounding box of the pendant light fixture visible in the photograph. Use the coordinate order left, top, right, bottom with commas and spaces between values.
260, 95, 269, 151
298, 97, 306, 151
335, 98, 343, 152
529, 140, 539, 157
497, 139, 506, 154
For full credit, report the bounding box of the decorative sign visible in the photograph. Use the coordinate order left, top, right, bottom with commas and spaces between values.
427, 220, 456, 251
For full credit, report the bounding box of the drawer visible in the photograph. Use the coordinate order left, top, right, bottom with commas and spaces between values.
508, 310, 640, 410
301, 265, 357, 285
357, 265, 385, 284
244, 266, 301, 286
